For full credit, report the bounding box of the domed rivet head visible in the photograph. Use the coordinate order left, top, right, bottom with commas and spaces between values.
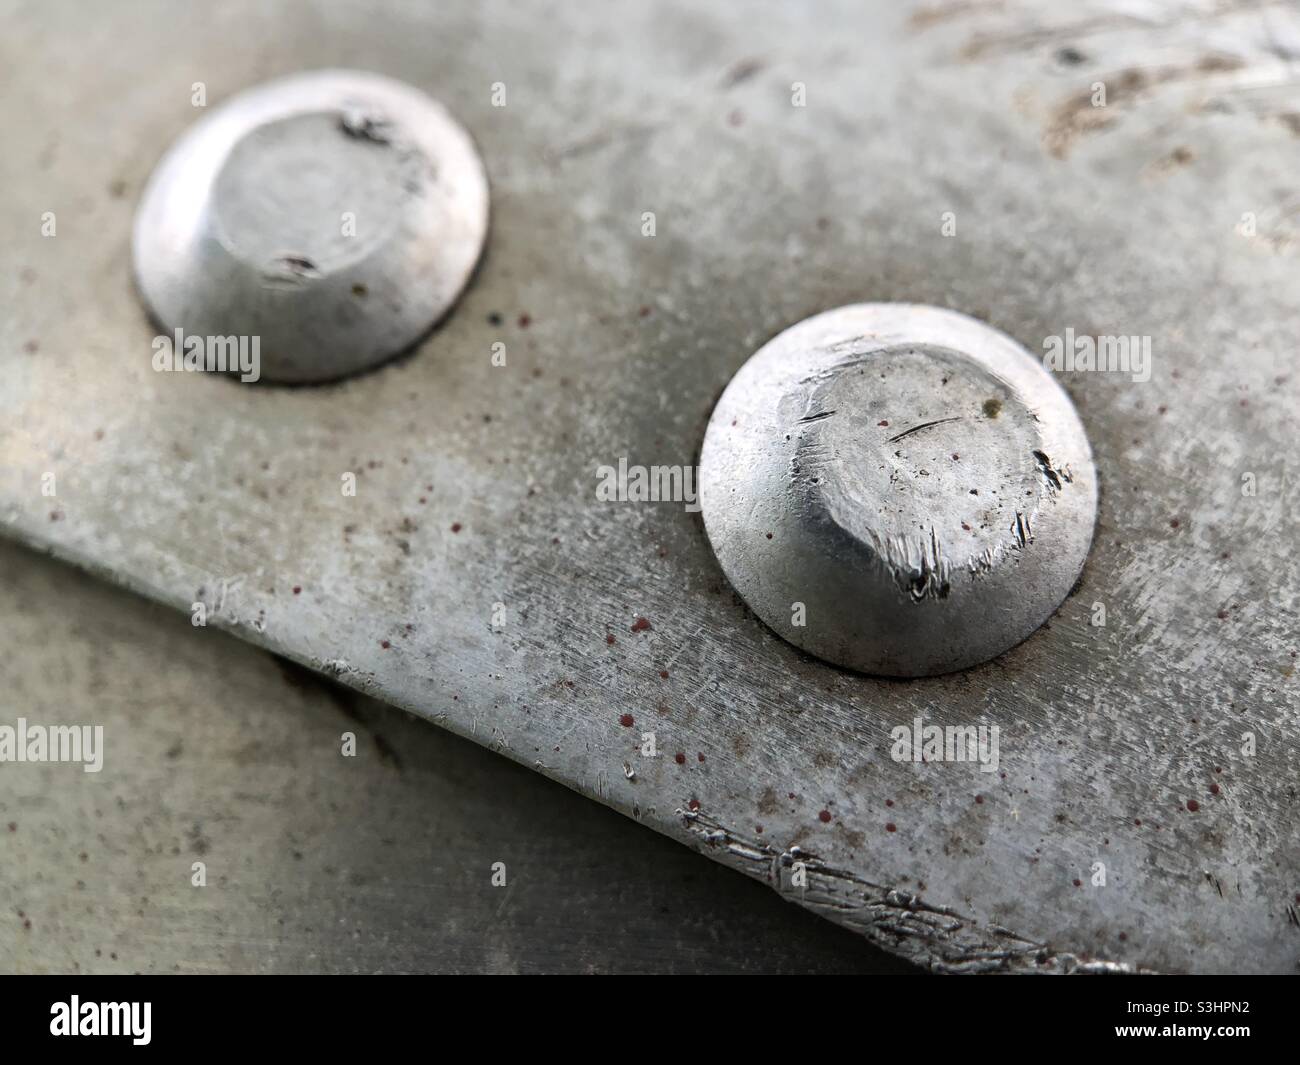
700, 304, 1098, 677
133, 70, 489, 383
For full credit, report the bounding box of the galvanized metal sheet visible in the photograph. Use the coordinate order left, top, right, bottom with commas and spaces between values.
2, 0, 1297, 972
0, 538, 912, 974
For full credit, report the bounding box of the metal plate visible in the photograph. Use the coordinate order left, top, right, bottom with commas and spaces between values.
0, 538, 913, 974
2, 0, 1297, 973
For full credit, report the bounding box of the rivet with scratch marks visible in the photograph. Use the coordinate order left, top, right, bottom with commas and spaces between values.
699, 303, 1097, 676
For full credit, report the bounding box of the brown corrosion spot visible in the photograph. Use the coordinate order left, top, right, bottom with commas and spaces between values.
630, 616, 652, 633
1043, 59, 1244, 159
618, 713, 634, 728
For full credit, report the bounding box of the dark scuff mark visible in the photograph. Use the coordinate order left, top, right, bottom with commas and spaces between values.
339, 108, 393, 144
268, 254, 321, 284
1012, 511, 1032, 547
798, 409, 837, 424
720, 57, 767, 89
864, 526, 953, 602
887, 416, 961, 443
1033, 449, 1071, 493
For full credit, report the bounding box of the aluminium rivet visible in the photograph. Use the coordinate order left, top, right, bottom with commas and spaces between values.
699, 303, 1098, 677
133, 69, 489, 383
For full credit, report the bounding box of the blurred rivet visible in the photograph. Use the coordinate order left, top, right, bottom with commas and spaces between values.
133, 69, 489, 383
700, 304, 1098, 677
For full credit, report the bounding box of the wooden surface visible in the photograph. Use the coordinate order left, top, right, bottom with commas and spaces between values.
0, 539, 915, 973
1, 0, 1297, 972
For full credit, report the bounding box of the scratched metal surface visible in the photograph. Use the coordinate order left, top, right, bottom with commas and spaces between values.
1, 0, 1297, 973
0, 539, 914, 974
